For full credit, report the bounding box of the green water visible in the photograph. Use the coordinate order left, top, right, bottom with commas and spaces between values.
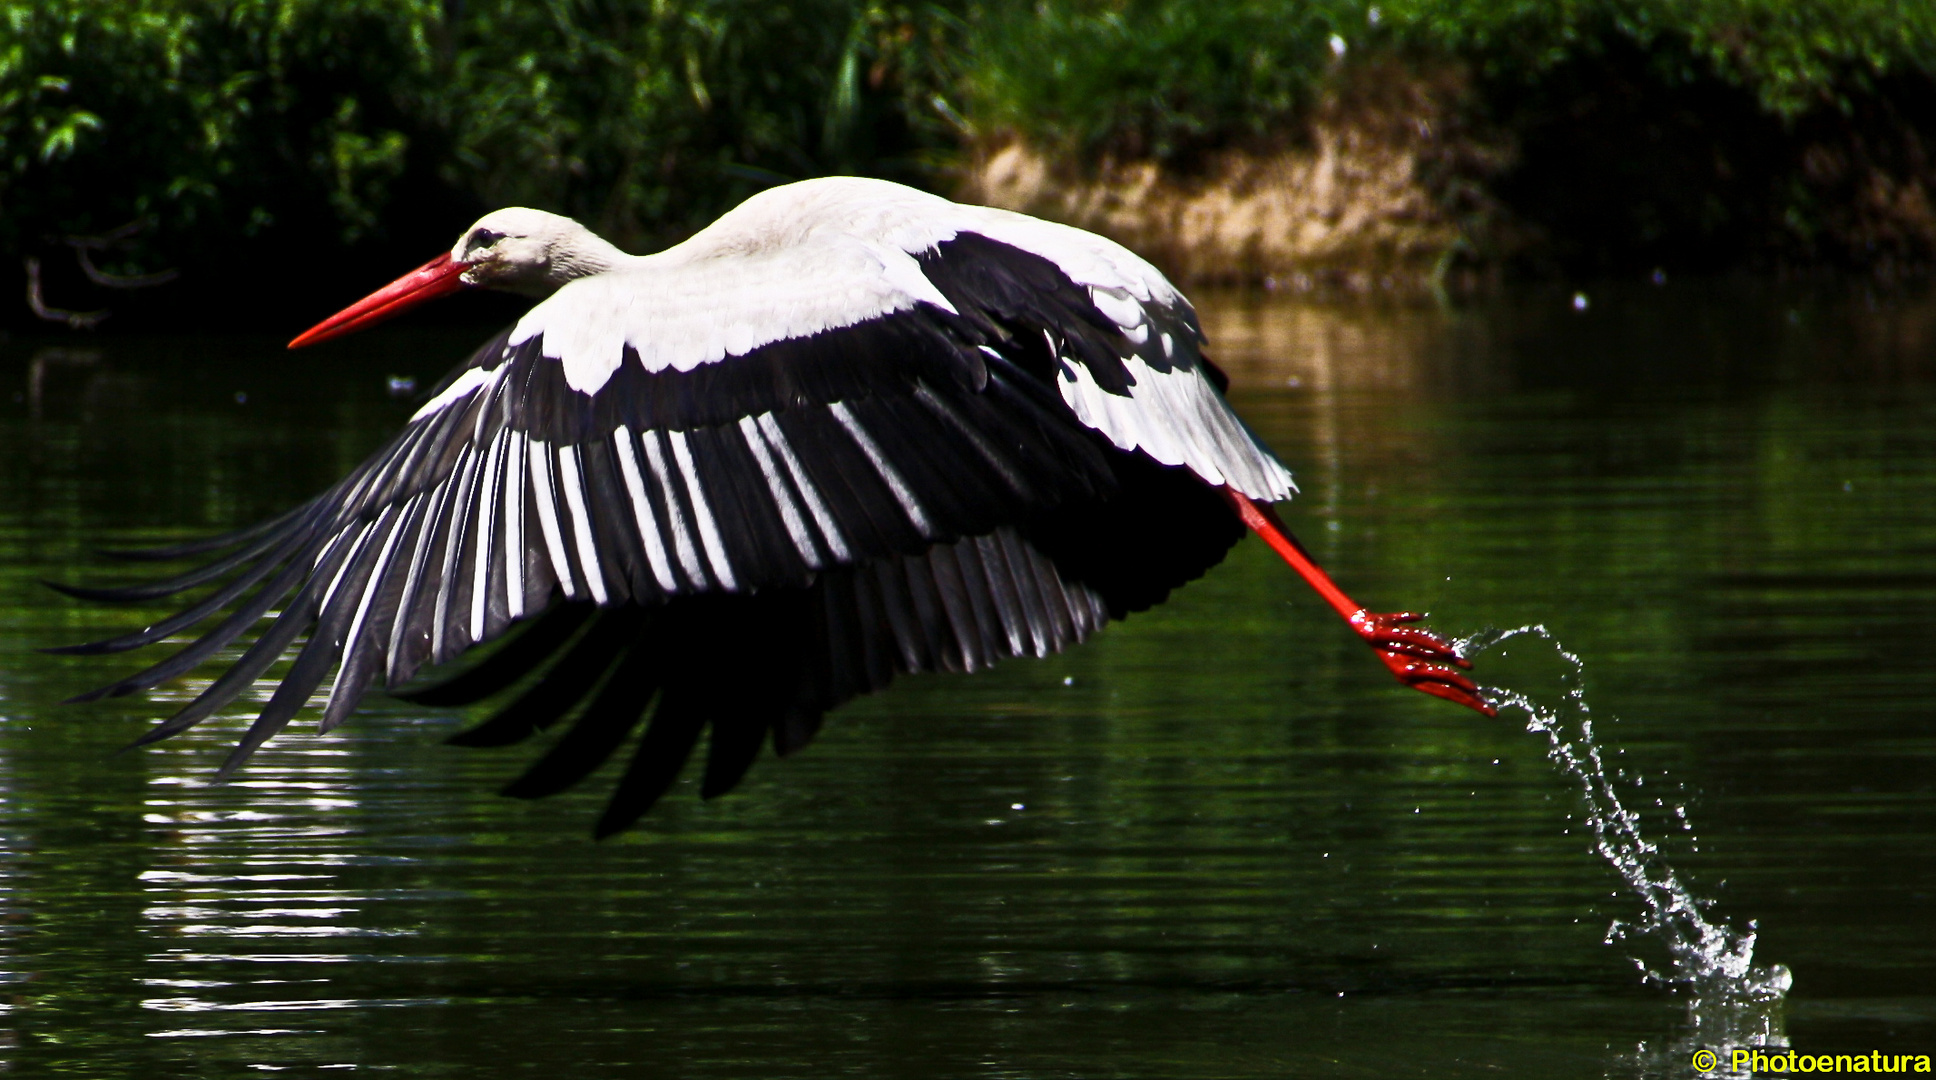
0, 281, 1932, 1076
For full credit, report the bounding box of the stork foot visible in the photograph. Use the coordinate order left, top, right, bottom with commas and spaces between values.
1218, 488, 1497, 717
1349, 611, 1496, 717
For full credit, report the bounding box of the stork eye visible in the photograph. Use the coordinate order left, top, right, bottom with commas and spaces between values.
464, 229, 506, 254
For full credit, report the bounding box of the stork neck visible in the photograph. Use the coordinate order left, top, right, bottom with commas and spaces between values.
550, 232, 629, 284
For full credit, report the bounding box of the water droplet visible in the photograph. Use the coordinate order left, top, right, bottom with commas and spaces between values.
1461, 622, 1789, 1051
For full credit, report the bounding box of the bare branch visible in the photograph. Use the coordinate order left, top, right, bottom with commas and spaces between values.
73, 246, 178, 289
58, 219, 179, 289
25, 257, 109, 330
61, 220, 147, 251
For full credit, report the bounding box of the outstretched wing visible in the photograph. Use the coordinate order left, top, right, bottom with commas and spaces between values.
394, 445, 1243, 837
410, 524, 1120, 838
57, 184, 1292, 819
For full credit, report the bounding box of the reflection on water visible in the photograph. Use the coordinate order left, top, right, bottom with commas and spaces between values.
0, 280, 1934, 1076
1197, 279, 1936, 390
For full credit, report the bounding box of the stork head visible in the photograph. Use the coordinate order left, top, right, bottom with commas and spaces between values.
449, 208, 628, 295
289, 207, 626, 349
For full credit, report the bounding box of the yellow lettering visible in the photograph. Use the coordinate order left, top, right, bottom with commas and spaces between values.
1916, 1055, 1931, 1073
1839, 1057, 1856, 1072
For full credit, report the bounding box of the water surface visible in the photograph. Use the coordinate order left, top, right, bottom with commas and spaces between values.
0, 279, 1932, 1076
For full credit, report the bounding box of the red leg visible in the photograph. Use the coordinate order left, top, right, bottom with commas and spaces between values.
1221, 488, 1495, 717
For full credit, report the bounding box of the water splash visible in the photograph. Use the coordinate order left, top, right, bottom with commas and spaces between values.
1459, 625, 1791, 1077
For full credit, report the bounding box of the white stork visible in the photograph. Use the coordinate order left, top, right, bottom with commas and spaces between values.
56, 177, 1489, 837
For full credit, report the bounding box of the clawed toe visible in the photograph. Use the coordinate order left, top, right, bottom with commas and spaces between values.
1356, 611, 1495, 716
1403, 674, 1497, 715
1378, 651, 1496, 715
1349, 610, 1472, 668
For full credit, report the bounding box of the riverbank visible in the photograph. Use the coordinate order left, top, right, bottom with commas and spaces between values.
962, 57, 1936, 295
960, 60, 1512, 295
959, 3, 1936, 293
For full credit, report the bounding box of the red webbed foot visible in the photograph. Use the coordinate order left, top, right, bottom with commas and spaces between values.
1350, 611, 1495, 717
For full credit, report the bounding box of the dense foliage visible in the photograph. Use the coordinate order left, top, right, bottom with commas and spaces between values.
0, 0, 958, 324
0, 0, 1930, 323
964, 0, 1936, 162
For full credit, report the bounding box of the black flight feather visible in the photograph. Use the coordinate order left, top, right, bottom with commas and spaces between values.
394, 601, 593, 706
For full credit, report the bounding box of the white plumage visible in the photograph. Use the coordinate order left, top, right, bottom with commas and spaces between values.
465, 176, 1296, 501
53, 175, 1490, 838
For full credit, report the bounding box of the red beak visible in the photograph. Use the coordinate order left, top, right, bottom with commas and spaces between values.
288, 253, 470, 349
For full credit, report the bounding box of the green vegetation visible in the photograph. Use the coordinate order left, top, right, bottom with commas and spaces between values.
965, 0, 1936, 161
0, 0, 1931, 320
0, 0, 957, 316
